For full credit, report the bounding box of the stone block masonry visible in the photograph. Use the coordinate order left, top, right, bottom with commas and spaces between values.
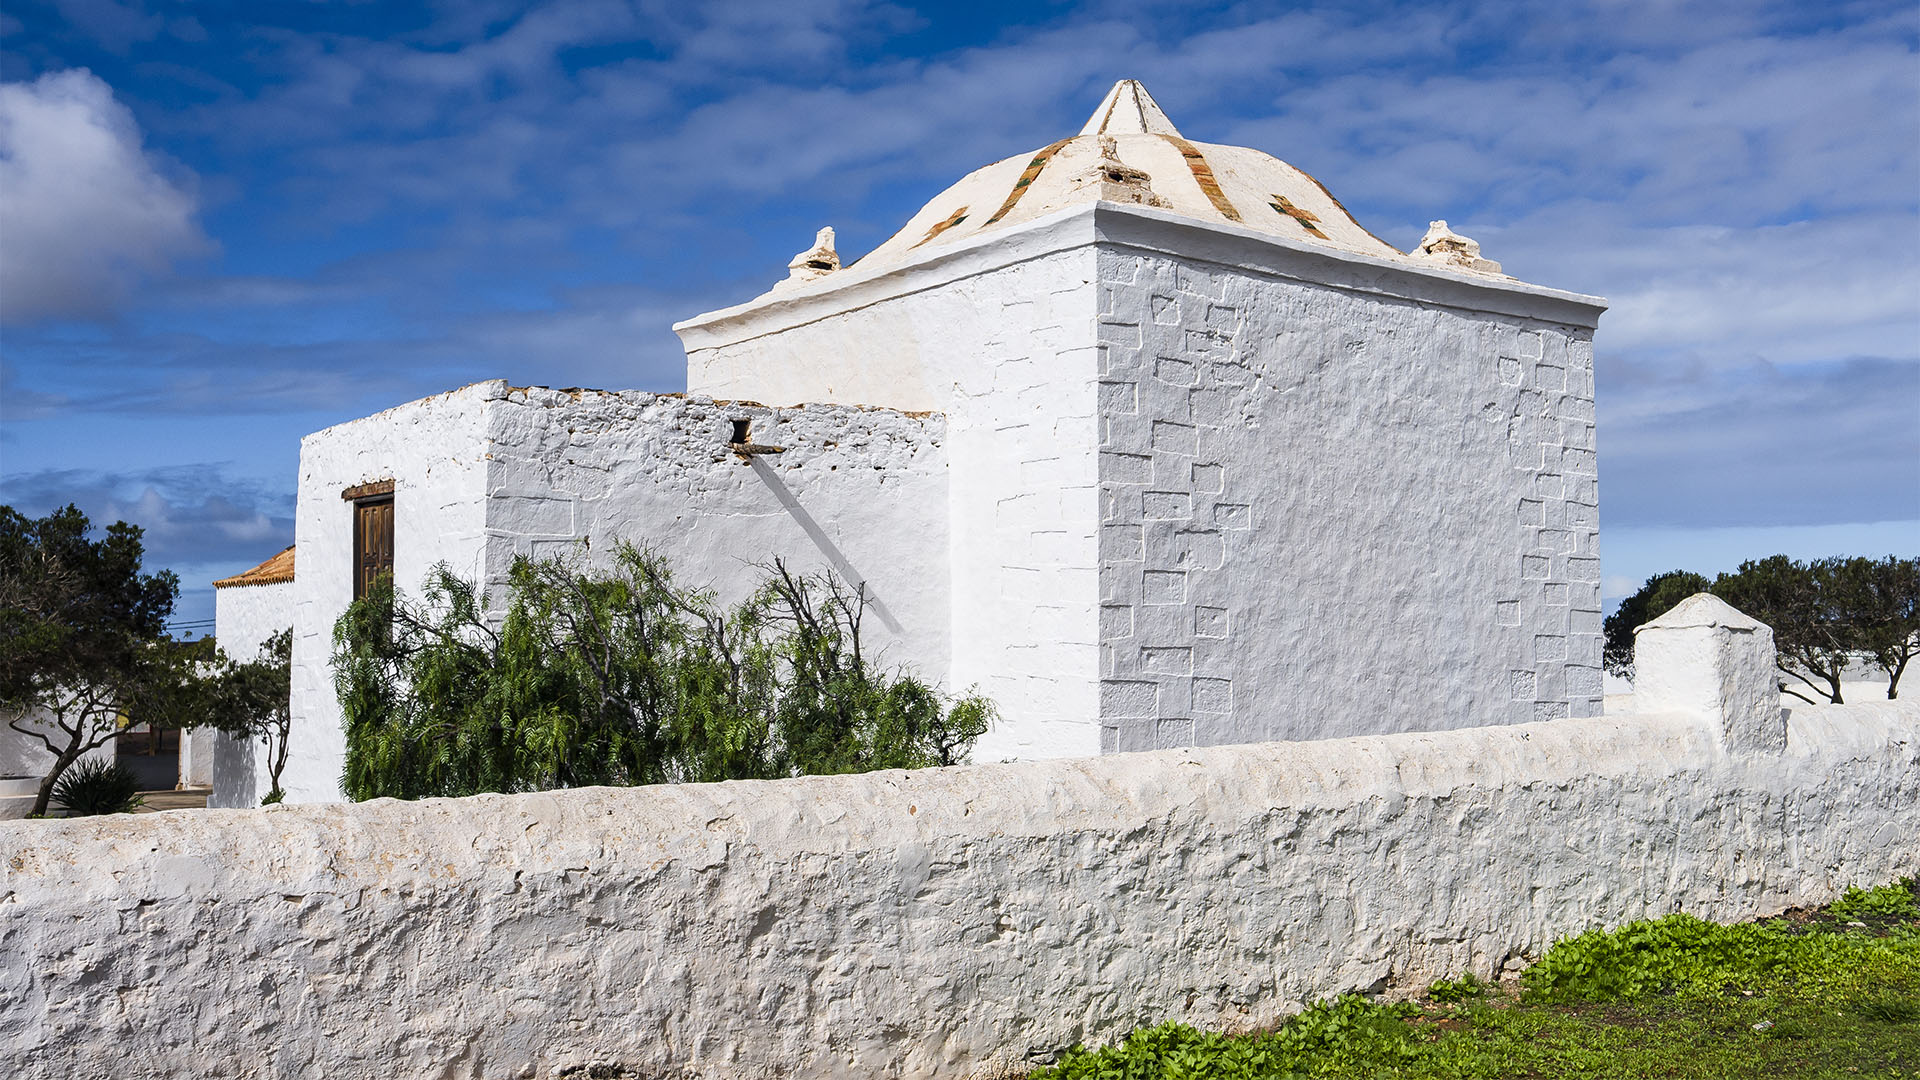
679, 202, 1606, 759
1095, 235, 1602, 752
1, 611, 1913, 1079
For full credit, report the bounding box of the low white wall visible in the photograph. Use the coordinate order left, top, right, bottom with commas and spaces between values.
0, 604, 1912, 1078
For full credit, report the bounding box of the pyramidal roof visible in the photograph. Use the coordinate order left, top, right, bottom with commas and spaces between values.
847, 79, 1407, 272
1079, 79, 1183, 137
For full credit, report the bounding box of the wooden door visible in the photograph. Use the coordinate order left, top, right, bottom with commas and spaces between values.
353, 497, 393, 600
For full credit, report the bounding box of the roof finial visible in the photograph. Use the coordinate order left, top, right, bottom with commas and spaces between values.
1413, 220, 1503, 275
770, 227, 840, 293
1080, 79, 1182, 138
786, 227, 839, 275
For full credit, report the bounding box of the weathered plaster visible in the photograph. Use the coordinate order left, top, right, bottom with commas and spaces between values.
282, 385, 951, 802
1, 684, 1911, 1078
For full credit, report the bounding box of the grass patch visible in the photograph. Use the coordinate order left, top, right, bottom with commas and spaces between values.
1030, 880, 1920, 1079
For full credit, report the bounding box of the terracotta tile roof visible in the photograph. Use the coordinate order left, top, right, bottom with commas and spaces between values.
212, 545, 295, 589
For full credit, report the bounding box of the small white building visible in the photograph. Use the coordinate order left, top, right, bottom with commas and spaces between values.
237, 81, 1607, 804
206, 545, 295, 807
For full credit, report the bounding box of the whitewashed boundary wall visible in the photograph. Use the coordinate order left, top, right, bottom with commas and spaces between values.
284, 384, 950, 804
1, 599, 1914, 1079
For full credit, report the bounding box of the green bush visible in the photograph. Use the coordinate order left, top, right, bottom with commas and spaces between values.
50, 758, 145, 815
1522, 901, 1920, 1005
1034, 996, 1421, 1079
1425, 973, 1488, 1003
334, 545, 994, 800
1826, 880, 1920, 922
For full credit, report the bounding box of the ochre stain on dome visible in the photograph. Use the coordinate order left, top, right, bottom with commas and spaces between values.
1161, 135, 1242, 222
1269, 195, 1327, 238
913, 205, 970, 248
985, 139, 1073, 225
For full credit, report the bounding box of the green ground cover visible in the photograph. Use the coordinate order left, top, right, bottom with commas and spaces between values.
1031, 881, 1920, 1079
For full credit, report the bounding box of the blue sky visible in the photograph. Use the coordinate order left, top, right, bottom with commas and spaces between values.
1, 0, 1915, 634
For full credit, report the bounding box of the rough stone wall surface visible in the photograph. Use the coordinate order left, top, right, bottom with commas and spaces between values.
284, 384, 952, 803
208, 580, 295, 809
0, 697, 1911, 1080
480, 387, 951, 683
1095, 244, 1601, 749
686, 241, 1107, 760
286, 384, 494, 803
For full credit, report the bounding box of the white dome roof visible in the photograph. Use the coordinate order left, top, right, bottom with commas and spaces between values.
852, 80, 1405, 270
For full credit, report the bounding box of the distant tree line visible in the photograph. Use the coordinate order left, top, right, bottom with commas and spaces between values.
1604, 555, 1919, 704
332, 544, 994, 800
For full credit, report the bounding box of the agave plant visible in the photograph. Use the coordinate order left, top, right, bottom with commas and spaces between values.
50, 759, 146, 816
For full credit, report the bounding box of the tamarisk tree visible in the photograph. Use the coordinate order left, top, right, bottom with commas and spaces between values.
332, 544, 993, 801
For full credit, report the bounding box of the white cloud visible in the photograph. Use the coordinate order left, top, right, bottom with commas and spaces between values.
0, 68, 208, 323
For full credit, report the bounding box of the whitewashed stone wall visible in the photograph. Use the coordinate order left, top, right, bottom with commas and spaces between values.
680, 203, 1606, 755
480, 387, 949, 674
683, 229, 1108, 761
1093, 218, 1604, 749
0, 641, 1911, 1078
208, 579, 295, 808
283, 384, 951, 803
286, 384, 495, 802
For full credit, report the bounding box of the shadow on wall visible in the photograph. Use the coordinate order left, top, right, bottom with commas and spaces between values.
749, 454, 905, 635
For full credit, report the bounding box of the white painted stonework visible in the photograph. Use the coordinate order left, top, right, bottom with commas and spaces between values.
0, 614, 1912, 1078
256, 79, 1603, 797
677, 202, 1604, 755
280, 385, 948, 801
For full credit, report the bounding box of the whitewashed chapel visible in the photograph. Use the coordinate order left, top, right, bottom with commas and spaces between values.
213, 81, 1606, 805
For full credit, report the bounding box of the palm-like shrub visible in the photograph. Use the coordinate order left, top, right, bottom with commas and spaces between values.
49, 758, 145, 815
